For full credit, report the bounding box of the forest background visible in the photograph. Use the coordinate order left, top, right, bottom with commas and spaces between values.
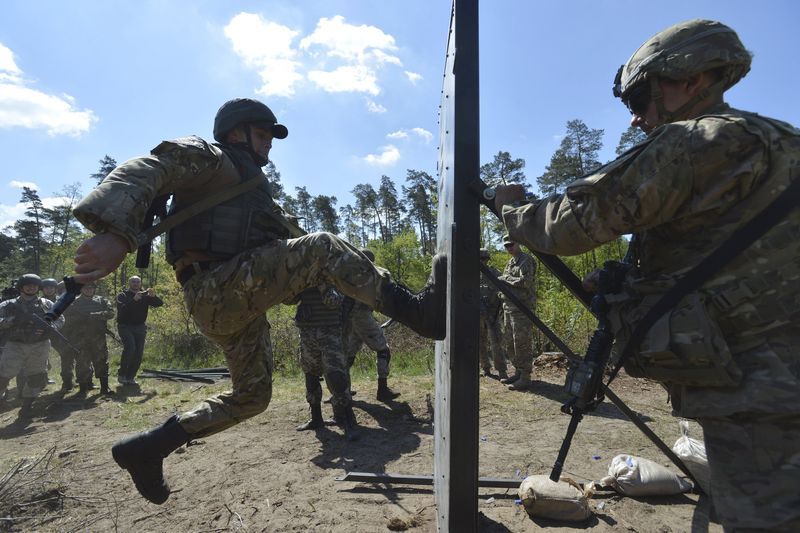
0, 120, 644, 376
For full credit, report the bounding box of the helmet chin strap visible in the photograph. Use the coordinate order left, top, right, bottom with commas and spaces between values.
650, 76, 725, 125
241, 124, 268, 167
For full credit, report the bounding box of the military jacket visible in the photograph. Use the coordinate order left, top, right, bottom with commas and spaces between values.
62, 295, 115, 337
499, 252, 536, 304
72, 136, 295, 276
502, 103, 800, 417
0, 296, 63, 343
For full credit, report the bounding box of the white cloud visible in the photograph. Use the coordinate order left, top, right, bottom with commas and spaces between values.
308, 65, 379, 95
411, 127, 433, 143
387, 130, 408, 139
0, 42, 96, 137
299, 16, 398, 63
9, 180, 38, 190
365, 99, 386, 114
405, 71, 422, 84
385, 128, 432, 143
363, 145, 400, 166
224, 13, 303, 97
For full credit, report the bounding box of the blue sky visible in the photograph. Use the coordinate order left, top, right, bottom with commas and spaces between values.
1, 1, 797, 231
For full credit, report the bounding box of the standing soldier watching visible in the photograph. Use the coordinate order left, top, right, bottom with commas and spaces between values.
494, 20, 800, 531
293, 285, 359, 440
62, 281, 116, 395
0, 274, 64, 418
478, 248, 507, 379
499, 235, 537, 391
70, 97, 445, 505
342, 249, 399, 402
116, 276, 163, 386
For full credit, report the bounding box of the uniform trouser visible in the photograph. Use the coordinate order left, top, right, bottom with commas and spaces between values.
343, 309, 390, 377
74, 337, 109, 384
699, 413, 800, 532
177, 232, 391, 438
118, 323, 147, 380
298, 325, 351, 409
52, 340, 75, 383
479, 314, 506, 373
502, 304, 535, 376
0, 340, 51, 399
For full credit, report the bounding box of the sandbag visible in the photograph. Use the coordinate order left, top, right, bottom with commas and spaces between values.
672, 420, 711, 494
600, 454, 692, 496
517, 475, 592, 522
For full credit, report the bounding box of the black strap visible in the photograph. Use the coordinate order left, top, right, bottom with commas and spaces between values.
608, 176, 800, 384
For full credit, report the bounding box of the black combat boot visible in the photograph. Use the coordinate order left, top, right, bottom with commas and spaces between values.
296, 402, 332, 431
111, 415, 190, 504
77, 382, 90, 395
500, 371, 520, 384
333, 404, 361, 442
377, 254, 447, 340
376, 378, 400, 402
100, 377, 114, 396
60, 377, 74, 392
18, 398, 34, 419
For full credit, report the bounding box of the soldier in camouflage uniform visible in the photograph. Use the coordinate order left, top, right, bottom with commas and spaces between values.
342, 249, 399, 402
479, 248, 507, 379
0, 274, 64, 418
498, 235, 537, 391
293, 284, 359, 440
71, 97, 445, 504
61, 281, 115, 395
495, 20, 800, 531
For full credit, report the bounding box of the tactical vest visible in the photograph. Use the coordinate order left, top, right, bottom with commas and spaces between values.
62, 295, 112, 336
295, 288, 342, 328
613, 109, 800, 387
162, 138, 291, 265
5, 297, 50, 343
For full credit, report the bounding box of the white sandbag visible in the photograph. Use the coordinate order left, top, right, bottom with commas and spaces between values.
672, 420, 711, 494
600, 454, 692, 496
517, 475, 592, 522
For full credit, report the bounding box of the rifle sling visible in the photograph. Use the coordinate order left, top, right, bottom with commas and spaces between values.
136, 176, 263, 246
608, 176, 800, 385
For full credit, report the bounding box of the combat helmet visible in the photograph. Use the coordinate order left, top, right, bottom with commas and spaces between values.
213, 98, 288, 143
17, 273, 42, 288
360, 248, 376, 262
41, 278, 58, 288
613, 19, 751, 121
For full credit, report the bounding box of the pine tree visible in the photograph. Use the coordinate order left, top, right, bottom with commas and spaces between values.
91, 155, 118, 185
537, 119, 604, 195
615, 125, 648, 156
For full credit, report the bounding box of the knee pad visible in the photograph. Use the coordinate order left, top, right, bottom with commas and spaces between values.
26, 372, 49, 389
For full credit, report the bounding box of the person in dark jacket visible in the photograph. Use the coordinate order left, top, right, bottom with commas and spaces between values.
116, 276, 163, 385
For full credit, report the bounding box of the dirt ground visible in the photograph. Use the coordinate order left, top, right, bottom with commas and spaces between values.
0, 357, 720, 533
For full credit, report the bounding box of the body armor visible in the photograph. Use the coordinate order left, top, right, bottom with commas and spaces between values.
295, 287, 343, 328
614, 110, 800, 386
162, 138, 291, 265
5, 297, 50, 343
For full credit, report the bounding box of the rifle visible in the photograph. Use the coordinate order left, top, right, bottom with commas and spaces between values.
26, 311, 82, 355
105, 327, 123, 345
550, 261, 628, 482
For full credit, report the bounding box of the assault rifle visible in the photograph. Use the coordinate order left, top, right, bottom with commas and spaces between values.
550, 261, 628, 481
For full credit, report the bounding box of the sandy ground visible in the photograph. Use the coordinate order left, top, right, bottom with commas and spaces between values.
0, 359, 720, 532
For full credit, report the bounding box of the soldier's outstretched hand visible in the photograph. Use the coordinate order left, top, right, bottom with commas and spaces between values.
74, 233, 129, 283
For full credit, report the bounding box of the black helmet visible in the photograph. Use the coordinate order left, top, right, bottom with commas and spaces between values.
360, 248, 375, 262
17, 273, 42, 288
213, 98, 288, 143
42, 278, 58, 288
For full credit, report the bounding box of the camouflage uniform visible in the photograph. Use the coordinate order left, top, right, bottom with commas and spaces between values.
343, 299, 390, 377
0, 296, 63, 400
74, 138, 405, 439
499, 252, 536, 378
61, 292, 115, 389
502, 103, 800, 533
479, 264, 506, 375
294, 285, 351, 409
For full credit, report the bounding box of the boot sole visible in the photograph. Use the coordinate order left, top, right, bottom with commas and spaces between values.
111, 441, 170, 505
